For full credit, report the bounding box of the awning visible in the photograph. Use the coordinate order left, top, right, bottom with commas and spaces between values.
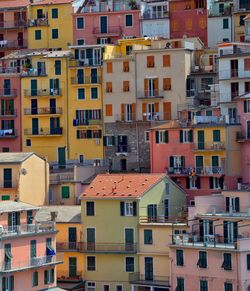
46, 246, 56, 256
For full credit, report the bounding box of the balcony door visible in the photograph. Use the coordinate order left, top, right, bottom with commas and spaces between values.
125, 228, 134, 251
50, 98, 56, 114
147, 204, 157, 222
147, 103, 155, 121
224, 221, 238, 244
93, 48, 101, 66
69, 257, 77, 278
17, 32, 23, 47
8, 211, 20, 231
100, 16, 108, 33
57, 147, 66, 169
197, 130, 205, 149
77, 69, 84, 84
37, 61, 46, 76
145, 257, 153, 281
195, 156, 204, 174
32, 118, 39, 135
3, 79, 10, 96
31, 99, 37, 115
86, 228, 95, 250
230, 59, 238, 78
30, 79, 37, 96
68, 227, 77, 249
91, 68, 98, 84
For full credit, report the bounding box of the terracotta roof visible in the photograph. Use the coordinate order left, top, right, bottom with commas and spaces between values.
81, 173, 166, 199
30, 0, 72, 5
0, 0, 29, 9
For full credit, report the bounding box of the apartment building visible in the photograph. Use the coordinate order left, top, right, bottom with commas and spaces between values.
36, 206, 84, 290
73, 0, 141, 46
170, 190, 250, 291
218, 42, 250, 121
27, 0, 73, 50
0, 201, 62, 291
233, 0, 250, 42
169, 0, 207, 46
0, 152, 49, 205
207, 0, 234, 48
140, 0, 170, 38
80, 173, 186, 291
150, 115, 242, 203
103, 37, 199, 172
0, 0, 28, 58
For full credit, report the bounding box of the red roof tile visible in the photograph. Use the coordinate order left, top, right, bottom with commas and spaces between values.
81, 173, 166, 199
0, 0, 30, 9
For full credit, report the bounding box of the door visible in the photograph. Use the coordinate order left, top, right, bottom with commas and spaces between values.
50, 99, 56, 114
203, 220, 213, 242
68, 227, 77, 249
58, 147, 66, 169
50, 79, 59, 95
37, 62, 45, 76
8, 211, 20, 231
212, 156, 219, 173
120, 159, 127, 171
77, 69, 84, 84
30, 240, 36, 265
195, 156, 204, 174
147, 204, 157, 222
93, 48, 101, 65
147, 103, 155, 121
17, 32, 23, 47
3, 79, 10, 96
148, 79, 154, 97
228, 108, 237, 123
125, 228, 134, 251
224, 221, 238, 244
91, 68, 97, 83
86, 228, 95, 250
125, 104, 132, 122
69, 257, 77, 278
100, 16, 108, 33
32, 118, 39, 135
30, 80, 37, 96
50, 117, 60, 134
145, 257, 153, 281
31, 99, 37, 115
230, 59, 238, 77
197, 130, 205, 150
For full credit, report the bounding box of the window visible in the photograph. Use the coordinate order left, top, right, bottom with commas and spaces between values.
77, 17, 84, 29
61, 186, 70, 199
44, 269, 54, 284
195, 0, 205, 9
105, 104, 113, 117
125, 14, 133, 27
106, 62, 112, 73
125, 257, 134, 272
239, 15, 246, 26
200, 280, 208, 291
155, 130, 168, 144
197, 251, 207, 268
145, 131, 150, 142
35, 30, 41, 40
224, 282, 233, 291
248, 121, 250, 139
163, 78, 171, 90
69, 257, 77, 277
30, 240, 36, 259
225, 197, 240, 212
87, 282, 96, 290
91, 88, 98, 99
2, 195, 10, 201
55, 60, 61, 75
87, 256, 96, 271
247, 254, 250, 270
245, 82, 250, 93
106, 82, 112, 93
147, 56, 154, 68
2, 147, 9, 152
77, 39, 85, 45
86, 202, 95, 216
176, 250, 184, 266
213, 130, 221, 142
244, 58, 250, 71
123, 61, 129, 72
116, 286, 123, 291
223, 18, 229, 29
32, 271, 38, 287
144, 230, 153, 244
4, 168, 12, 188
163, 55, 170, 67
51, 29, 58, 39
120, 201, 137, 216
201, 77, 213, 90
77, 88, 85, 100
176, 277, 184, 291
180, 130, 193, 143
103, 285, 109, 291
209, 177, 221, 189
104, 135, 115, 146
37, 9, 43, 19
2, 276, 14, 291
51, 8, 58, 18
26, 139, 31, 146
123, 81, 129, 92
222, 253, 232, 270
126, 45, 132, 55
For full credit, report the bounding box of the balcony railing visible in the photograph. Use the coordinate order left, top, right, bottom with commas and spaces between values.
71, 76, 101, 85
0, 40, 27, 49
73, 119, 102, 126
193, 142, 225, 151
68, 59, 103, 67
79, 242, 137, 253
23, 88, 62, 97
21, 69, 47, 77
56, 242, 81, 251
167, 166, 224, 176
219, 69, 250, 80
93, 26, 122, 35
24, 107, 62, 115
236, 131, 250, 142
24, 127, 63, 136
0, 89, 17, 98
142, 11, 169, 19
129, 273, 170, 286
0, 222, 56, 238
137, 90, 164, 99
28, 18, 49, 27
0, 67, 18, 74
0, 109, 17, 117
0, 129, 17, 138
50, 173, 75, 184
0, 20, 27, 29
0, 253, 63, 273
57, 271, 82, 282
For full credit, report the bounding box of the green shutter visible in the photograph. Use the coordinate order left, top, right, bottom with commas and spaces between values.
30, 240, 36, 258
155, 131, 159, 144
164, 130, 168, 143
244, 100, 248, 113
61, 186, 70, 199
55, 60, 61, 75
213, 130, 221, 142
2, 195, 10, 201
44, 270, 48, 284
52, 8, 58, 18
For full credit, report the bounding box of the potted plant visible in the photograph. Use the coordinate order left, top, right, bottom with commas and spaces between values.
128, 0, 138, 10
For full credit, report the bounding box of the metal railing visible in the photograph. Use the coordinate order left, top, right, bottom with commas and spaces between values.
0, 40, 27, 48
0, 89, 17, 97
50, 173, 74, 183
24, 107, 62, 115
0, 20, 27, 29
56, 242, 81, 251
219, 69, 250, 80
193, 142, 225, 151
71, 76, 101, 84
0, 129, 17, 138
57, 270, 82, 281
1, 253, 63, 272
137, 90, 164, 99
236, 131, 250, 141
28, 18, 49, 27
21, 69, 47, 77
129, 273, 170, 285
24, 127, 63, 136
23, 88, 62, 97
0, 109, 17, 117
93, 26, 122, 35
0, 67, 18, 74
142, 11, 169, 19
0, 180, 17, 189
79, 242, 137, 253
167, 166, 224, 175
68, 59, 103, 67
73, 119, 102, 126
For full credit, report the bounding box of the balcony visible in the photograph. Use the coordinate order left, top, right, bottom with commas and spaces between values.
20, 68, 47, 78
0, 180, 17, 189
0, 20, 27, 29
24, 107, 62, 115
56, 242, 81, 252
137, 90, 164, 99
71, 76, 102, 85
24, 127, 63, 136
79, 242, 137, 254
219, 69, 250, 80
73, 119, 102, 126
142, 11, 169, 20
68, 58, 103, 67
0, 222, 56, 239
193, 142, 225, 151
28, 18, 49, 27
50, 173, 74, 184
0, 109, 17, 117
0, 40, 27, 49
236, 131, 250, 142
57, 271, 82, 282
167, 166, 224, 176
129, 273, 170, 288
0, 253, 63, 273
0, 89, 17, 98
0, 67, 19, 74
0, 129, 17, 138
93, 26, 122, 36
23, 88, 62, 97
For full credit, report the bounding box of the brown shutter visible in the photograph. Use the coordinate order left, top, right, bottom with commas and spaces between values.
142, 103, 147, 121
121, 104, 125, 121
163, 102, 171, 120
155, 102, 159, 114
107, 62, 113, 73
123, 81, 129, 92
154, 78, 159, 96
163, 55, 170, 67
105, 104, 113, 116
163, 78, 171, 90
144, 79, 148, 96
132, 103, 136, 121
147, 56, 154, 67
106, 82, 112, 92
123, 61, 129, 72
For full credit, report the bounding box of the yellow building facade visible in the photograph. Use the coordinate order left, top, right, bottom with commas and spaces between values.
27, 0, 73, 50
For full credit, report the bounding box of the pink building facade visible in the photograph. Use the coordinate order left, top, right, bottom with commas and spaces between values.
73, 1, 141, 45
170, 191, 250, 291
0, 201, 62, 291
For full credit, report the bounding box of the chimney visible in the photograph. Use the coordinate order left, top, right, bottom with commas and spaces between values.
50, 211, 58, 221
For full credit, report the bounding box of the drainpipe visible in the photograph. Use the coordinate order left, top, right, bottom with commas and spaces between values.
134, 52, 140, 171
44, 156, 48, 205
66, 57, 70, 160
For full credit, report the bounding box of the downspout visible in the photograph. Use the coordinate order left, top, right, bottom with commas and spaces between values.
45, 157, 48, 205
66, 57, 70, 160
134, 51, 140, 171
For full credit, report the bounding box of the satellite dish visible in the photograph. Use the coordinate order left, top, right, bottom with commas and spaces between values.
20, 168, 27, 175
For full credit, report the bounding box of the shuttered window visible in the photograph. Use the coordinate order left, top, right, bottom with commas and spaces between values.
123, 81, 129, 92
105, 104, 113, 116
106, 62, 113, 73
163, 55, 170, 67
61, 186, 70, 199
147, 56, 154, 68
106, 82, 112, 93
163, 78, 171, 90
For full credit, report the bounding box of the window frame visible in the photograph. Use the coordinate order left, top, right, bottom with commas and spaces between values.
77, 88, 85, 100
87, 256, 96, 271
51, 8, 58, 19
76, 17, 84, 29
86, 201, 95, 216
125, 14, 133, 27
51, 28, 58, 39
125, 257, 134, 272
144, 229, 153, 245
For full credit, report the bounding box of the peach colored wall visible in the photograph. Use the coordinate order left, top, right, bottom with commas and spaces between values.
0, 75, 22, 152
73, 10, 140, 45
0, 210, 36, 228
